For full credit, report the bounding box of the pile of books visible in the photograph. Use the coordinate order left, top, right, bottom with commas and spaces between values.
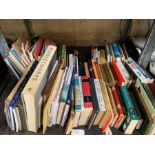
4, 37, 155, 135
4, 34, 54, 79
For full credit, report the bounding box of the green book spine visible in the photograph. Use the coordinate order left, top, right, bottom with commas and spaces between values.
135, 79, 155, 118
120, 86, 138, 120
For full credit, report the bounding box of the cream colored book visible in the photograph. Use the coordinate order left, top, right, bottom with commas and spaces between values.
4, 61, 34, 128
21, 45, 57, 133
48, 67, 65, 126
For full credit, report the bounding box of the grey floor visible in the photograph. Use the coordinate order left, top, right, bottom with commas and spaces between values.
0, 74, 141, 135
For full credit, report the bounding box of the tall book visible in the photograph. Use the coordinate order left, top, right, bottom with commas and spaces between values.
21, 45, 57, 133
5, 60, 38, 132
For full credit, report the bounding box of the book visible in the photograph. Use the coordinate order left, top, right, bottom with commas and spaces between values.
33, 37, 45, 59
105, 43, 110, 62
48, 67, 66, 126
125, 58, 148, 84
120, 86, 139, 134
93, 79, 106, 125
8, 49, 25, 74
116, 60, 132, 87
135, 79, 155, 134
6, 60, 38, 132
111, 61, 125, 86
112, 87, 126, 129
112, 43, 121, 59
61, 67, 75, 127
108, 87, 119, 127
79, 76, 93, 126
42, 62, 60, 103
56, 54, 74, 125
99, 80, 113, 133
21, 45, 57, 133
143, 83, 155, 109
88, 78, 100, 129
73, 76, 82, 127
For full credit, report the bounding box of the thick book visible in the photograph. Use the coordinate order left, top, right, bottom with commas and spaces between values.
6, 60, 38, 132
21, 45, 57, 133
120, 86, 139, 134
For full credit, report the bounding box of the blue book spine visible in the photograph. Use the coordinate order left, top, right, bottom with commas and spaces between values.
120, 86, 138, 120
112, 43, 121, 58
130, 58, 152, 79
9, 60, 38, 108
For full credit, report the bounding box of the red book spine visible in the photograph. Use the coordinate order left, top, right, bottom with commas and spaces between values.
111, 61, 124, 86
33, 37, 45, 59
101, 114, 113, 132
81, 76, 93, 108
111, 87, 123, 115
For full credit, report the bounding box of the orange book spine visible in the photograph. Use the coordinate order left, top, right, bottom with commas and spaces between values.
92, 61, 99, 79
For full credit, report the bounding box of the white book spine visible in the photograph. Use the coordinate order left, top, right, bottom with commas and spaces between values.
94, 79, 106, 111
117, 60, 130, 80
127, 60, 147, 83
61, 105, 70, 127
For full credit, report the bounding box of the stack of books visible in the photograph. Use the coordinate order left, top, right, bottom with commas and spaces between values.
4, 33, 54, 79
4, 39, 155, 135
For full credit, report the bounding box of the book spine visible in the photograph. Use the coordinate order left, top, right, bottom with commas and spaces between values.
130, 58, 152, 79
81, 76, 93, 108
112, 43, 120, 58
94, 79, 106, 111
120, 86, 138, 120
33, 37, 45, 59
105, 43, 110, 62
111, 61, 125, 86
74, 77, 81, 110
111, 87, 123, 115
126, 59, 147, 83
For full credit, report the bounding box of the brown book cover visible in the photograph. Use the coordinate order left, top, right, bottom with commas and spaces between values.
42, 62, 60, 103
